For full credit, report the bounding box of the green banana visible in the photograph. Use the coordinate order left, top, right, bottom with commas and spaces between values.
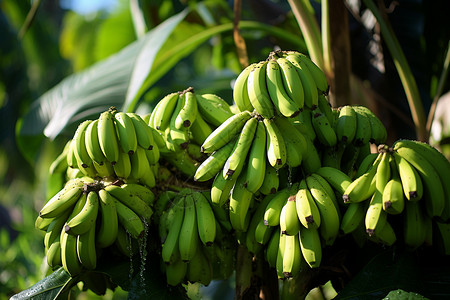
233, 63, 256, 112
223, 117, 257, 180
315, 166, 352, 196
299, 226, 322, 268
265, 229, 280, 268
98, 109, 120, 164
393, 152, 423, 201
259, 164, 280, 195
60, 230, 83, 276
113, 198, 145, 239
186, 247, 212, 286
73, 120, 94, 170
114, 112, 138, 155
113, 151, 132, 179
353, 108, 372, 147
335, 105, 357, 144
306, 175, 340, 246
201, 110, 252, 153
120, 183, 155, 206
247, 61, 275, 119
394, 143, 445, 218
264, 118, 287, 168
403, 201, 426, 249
266, 58, 301, 117
311, 108, 337, 147
263, 186, 291, 226
296, 179, 321, 229
189, 112, 213, 146
288, 51, 328, 93
280, 195, 301, 236
46, 239, 62, 269
352, 105, 387, 144
195, 93, 234, 127
193, 191, 216, 246
301, 137, 322, 174
229, 173, 254, 232
162, 197, 184, 264
65, 191, 99, 236
243, 120, 267, 193
165, 258, 187, 286
274, 116, 308, 168
210, 171, 236, 206
277, 56, 306, 108
151, 92, 180, 131
340, 202, 366, 235
104, 184, 153, 222
382, 161, 405, 215
76, 223, 97, 269
290, 107, 316, 141
178, 194, 200, 262
39, 179, 85, 218
127, 113, 156, 151
96, 189, 118, 248
282, 233, 302, 278
175, 89, 198, 129
49, 141, 71, 174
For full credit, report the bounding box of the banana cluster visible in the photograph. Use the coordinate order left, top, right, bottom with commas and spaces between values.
148, 87, 234, 152
243, 169, 346, 279
340, 140, 450, 249
36, 177, 155, 276
233, 50, 328, 118
154, 189, 234, 286
50, 108, 161, 187
194, 112, 309, 215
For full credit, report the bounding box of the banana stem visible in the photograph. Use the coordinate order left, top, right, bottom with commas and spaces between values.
287, 0, 324, 69
362, 0, 427, 141
425, 40, 450, 141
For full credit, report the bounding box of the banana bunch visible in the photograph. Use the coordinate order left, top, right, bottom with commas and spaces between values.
49, 108, 161, 186
148, 87, 234, 152
340, 140, 449, 249
194, 112, 309, 210
233, 50, 328, 118
36, 177, 155, 276
155, 189, 232, 286
244, 170, 345, 278
335, 105, 387, 146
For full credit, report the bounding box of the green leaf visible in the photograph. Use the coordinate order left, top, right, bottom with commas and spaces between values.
10, 268, 74, 300
123, 8, 189, 112
18, 8, 189, 143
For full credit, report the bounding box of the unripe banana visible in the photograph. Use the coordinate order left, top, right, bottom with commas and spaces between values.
195, 93, 234, 127
340, 202, 366, 235
121, 183, 155, 206
60, 230, 83, 276
46, 239, 62, 269
352, 105, 387, 144
186, 247, 213, 286
229, 173, 254, 232
280, 196, 301, 236
342, 153, 382, 203
301, 137, 322, 174
274, 116, 307, 167
113, 151, 132, 179
104, 184, 153, 222
65, 191, 99, 236
44, 210, 72, 251
285, 51, 329, 93
403, 201, 426, 249
247, 61, 275, 119
210, 171, 237, 206
264, 118, 287, 168
265, 229, 280, 268
290, 107, 316, 141
266, 58, 301, 118
371, 220, 396, 246
66, 139, 77, 169
394, 143, 445, 218
129, 146, 150, 180
201, 111, 252, 154
382, 165, 405, 215
306, 175, 340, 246
264, 186, 291, 226
175, 89, 198, 129
178, 194, 200, 262
353, 108, 371, 147
39, 180, 85, 218
193, 192, 216, 246
127, 113, 156, 151
76, 223, 97, 270
276, 56, 306, 108
282, 233, 302, 278
165, 258, 187, 286
259, 165, 279, 195
168, 97, 189, 151
189, 112, 213, 146
315, 166, 352, 196
335, 105, 357, 144
98, 109, 120, 164
73, 120, 94, 170
296, 179, 321, 229
393, 153, 423, 201
113, 198, 146, 239
223, 117, 257, 180
151, 92, 179, 131
299, 226, 322, 268
253, 194, 276, 245
96, 189, 118, 248
243, 120, 267, 193
311, 109, 337, 147
114, 112, 138, 155
162, 197, 184, 264
233, 63, 256, 112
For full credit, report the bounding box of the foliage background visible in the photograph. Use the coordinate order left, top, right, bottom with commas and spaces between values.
0, 0, 448, 299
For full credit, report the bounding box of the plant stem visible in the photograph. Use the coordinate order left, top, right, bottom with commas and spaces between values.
287, 0, 324, 69
425, 41, 450, 141
362, 0, 427, 141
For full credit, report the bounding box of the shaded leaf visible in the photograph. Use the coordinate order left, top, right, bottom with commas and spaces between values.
10, 267, 74, 300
